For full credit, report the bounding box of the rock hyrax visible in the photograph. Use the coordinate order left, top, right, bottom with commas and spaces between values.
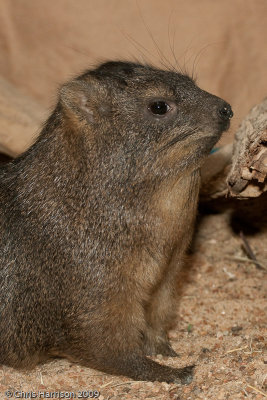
0, 61, 233, 383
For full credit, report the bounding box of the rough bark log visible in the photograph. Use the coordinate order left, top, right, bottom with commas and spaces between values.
201, 97, 267, 200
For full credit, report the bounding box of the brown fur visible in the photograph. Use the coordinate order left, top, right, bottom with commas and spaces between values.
0, 61, 232, 383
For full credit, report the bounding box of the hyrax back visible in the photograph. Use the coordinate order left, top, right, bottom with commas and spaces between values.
0, 61, 232, 382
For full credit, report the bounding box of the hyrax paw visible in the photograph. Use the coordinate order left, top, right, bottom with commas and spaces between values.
144, 335, 179, 357
156, 341, 179, 357
172, 365, 195, 385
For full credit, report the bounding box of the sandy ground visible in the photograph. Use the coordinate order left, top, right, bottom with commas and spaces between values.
0, 197, 266, 400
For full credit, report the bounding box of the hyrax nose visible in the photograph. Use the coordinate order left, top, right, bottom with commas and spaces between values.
218, 103, 233, 120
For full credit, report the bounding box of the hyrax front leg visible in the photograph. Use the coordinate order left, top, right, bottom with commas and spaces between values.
143, 172, 200, 357
144, 266, 181, 357
92, 353, 195, 384
64, 297, 194, 383
67, 345, 194, 383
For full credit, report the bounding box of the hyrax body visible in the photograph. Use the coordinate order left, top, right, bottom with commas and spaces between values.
0, 61, 232, 383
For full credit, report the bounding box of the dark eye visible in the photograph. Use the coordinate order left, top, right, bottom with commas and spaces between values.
149, 101, 171, 115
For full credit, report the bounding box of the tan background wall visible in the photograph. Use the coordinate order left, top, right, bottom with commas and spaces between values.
0, 0, 266, 147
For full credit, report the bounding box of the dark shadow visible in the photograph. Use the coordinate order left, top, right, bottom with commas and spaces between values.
0, 152, 13, 164
198, 191, 267, 236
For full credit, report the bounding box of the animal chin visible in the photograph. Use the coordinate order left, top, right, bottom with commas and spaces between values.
218, 119, 231, 133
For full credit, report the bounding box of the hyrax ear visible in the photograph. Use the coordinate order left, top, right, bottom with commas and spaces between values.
59, 79, 98, 123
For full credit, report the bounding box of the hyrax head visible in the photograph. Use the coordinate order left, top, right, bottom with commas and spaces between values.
59, 61, 233, 176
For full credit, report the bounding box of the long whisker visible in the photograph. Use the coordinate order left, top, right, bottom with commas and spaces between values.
135, 0, 177, 72
156, 127, 198, 154
167, 10, 181, 74
120, 30, 156, 65
191, 41, 221, 81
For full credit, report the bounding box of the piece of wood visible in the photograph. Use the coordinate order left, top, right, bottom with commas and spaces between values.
227, 97, 267, 198
201, 97, 267, 200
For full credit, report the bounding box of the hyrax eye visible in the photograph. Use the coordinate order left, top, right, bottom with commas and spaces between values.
148, 101, 171, 115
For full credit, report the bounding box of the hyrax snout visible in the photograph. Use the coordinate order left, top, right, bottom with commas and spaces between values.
0, 61, 232, 383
